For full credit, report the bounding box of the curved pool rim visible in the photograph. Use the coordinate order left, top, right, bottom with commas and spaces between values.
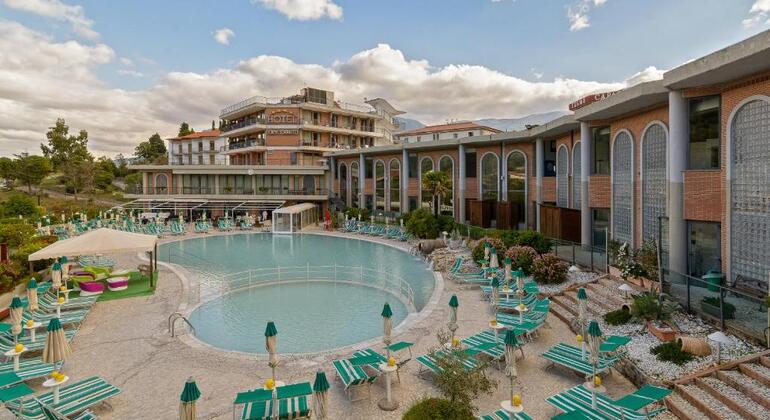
156, 230, 444, 359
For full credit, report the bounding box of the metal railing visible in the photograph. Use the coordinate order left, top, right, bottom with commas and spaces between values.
551, 237, 608, 273
661, 268, 769, 345
224, 139, 266, 150
220, 94, 375, 117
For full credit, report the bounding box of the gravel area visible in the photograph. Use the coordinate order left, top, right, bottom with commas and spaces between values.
721, 369, 770, 399
742, 362, 770, 384
666, 393, 709, 420
682, 384, 741, 419
701, 377, 767, 418
538, 270, 597, 296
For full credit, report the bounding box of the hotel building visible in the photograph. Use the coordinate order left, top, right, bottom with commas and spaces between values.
395, 121, 501, 144
167, 129, 227, 166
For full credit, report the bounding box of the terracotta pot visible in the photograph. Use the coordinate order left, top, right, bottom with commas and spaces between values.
646, 320, 677, 342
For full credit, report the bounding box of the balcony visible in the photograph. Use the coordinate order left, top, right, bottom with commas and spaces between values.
221, 117, 267, 133
223, 138, 267, 151
125, 185, 329, 198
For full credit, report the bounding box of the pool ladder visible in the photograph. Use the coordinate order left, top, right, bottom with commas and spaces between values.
168, 312, 196, 337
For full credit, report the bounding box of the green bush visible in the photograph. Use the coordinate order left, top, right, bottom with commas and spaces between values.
631, 293, 669, 321
2, 194, 39, 218
403, 397, 474, 420
513, 230, 551, 254
344, 207, 370, 221
702, 297, 736, 319
436, 214, 455, 234
650, 341, 693, 365
504, 246, 537, 275
405, 208, 440, 239
0, 223, 36, 248
471, 237, 505, 263
531, 253, 568, 284
499, 230, 520, 247
11, 240, 49, 275
603, 309, 632, 326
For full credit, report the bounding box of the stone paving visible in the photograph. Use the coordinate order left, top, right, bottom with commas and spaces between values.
26, 231, 640, 419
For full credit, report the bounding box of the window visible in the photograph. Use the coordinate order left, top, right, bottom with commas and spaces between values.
408, 153, 418, 178
416, 136, 422, 142
420, 158, 434, 210
592, 126, 610, 174
687, 222, 721, 278
197, 155, 203, 165
468, 132, 474, 137
209, 140, 215, 151
408, 196, 418, 212
365, 157, 373, 178
480, 153, 499, 200
187, 143, 192, 153
351, 162, 360, 208
453, 133, 458, 139
198, 141, 203, 152
572, 143, 581, 210
154, 174, 168, 194
209, 155, 215, 165
543, 139, 556, 177
507, 151, 527, 229
389, 160, 400, 213
465, 151, 477, 177
592, 208, 610, 249
290, 153, 297, 165
688, 95, 720, 170
339, 163, 348, 206
375, 161, 385, 211
177, 144, 182, 154
439, 156, 454, 216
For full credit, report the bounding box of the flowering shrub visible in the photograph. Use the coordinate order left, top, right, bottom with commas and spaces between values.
504, 246, 537, 275
471, 237, 505, 263
531, 253, 568, 284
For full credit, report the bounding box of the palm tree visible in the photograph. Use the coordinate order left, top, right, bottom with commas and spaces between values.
422, 170, 452, 216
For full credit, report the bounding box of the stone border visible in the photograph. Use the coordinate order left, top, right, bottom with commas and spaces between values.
153, 230, 444, 361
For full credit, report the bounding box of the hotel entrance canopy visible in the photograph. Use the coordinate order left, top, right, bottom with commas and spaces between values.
272, 203, 319, 234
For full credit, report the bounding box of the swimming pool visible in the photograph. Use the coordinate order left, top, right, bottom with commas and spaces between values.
160, 233, 435, 354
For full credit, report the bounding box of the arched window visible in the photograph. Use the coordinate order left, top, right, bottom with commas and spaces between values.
375, 160, 385, 211
556, 145, 569, 207
420, 157, 435, 210
389, 159, 400, 213
350, 161, 360, 208
339, 163, 348, 206
439, 156, 454, 216
506, 151, 526, 229
155, 174, 168, 194
730, 98, 770, 290
612, 131, 633, 245
572, 142, 581, 210
481, 153, 499, 201
641, 123, 667, 242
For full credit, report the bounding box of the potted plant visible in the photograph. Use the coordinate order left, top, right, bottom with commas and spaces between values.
631, 293, 677, 342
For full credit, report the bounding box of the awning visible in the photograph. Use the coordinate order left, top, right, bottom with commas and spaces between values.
28, 228, 159, 261
115, 199, 285, 212
273, 203, 317, 215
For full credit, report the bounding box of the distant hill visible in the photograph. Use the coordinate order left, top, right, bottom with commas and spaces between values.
393, 117, 425, 131
475, 111, 569, 132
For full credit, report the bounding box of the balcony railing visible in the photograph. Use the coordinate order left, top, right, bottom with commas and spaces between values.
126, 185, 329, 197
220, 117, 267, 133
220, 94, 375, 117
301, 120, 375, 133
224, 138, 266, 151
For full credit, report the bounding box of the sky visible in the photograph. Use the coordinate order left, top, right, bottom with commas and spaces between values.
0, 0, 768, 157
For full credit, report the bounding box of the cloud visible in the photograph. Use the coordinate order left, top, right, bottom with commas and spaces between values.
117, 69, 144, 78
0, 22, 662, 157
743, 0, 770, 27
119, 57, 133, 66
566, 0, 608, 31
2, 0, 99, 39
214, 28, 235, 45
253, 0, 343, 21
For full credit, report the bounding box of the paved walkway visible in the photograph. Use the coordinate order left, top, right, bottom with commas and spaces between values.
49, 231, 637, 419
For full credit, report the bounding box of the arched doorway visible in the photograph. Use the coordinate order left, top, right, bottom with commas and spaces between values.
556, 145, 569, 207
641, 123, 667, 242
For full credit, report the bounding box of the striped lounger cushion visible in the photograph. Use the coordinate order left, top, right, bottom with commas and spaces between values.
7, 376, 121, 420
241, 396, 310, 420
0, 358, 56, 381
416, 352, 479, 374
331, 359, 375, 388
479, 409, 533, 420
461, 332, 504, 360
548, 385, 650, 420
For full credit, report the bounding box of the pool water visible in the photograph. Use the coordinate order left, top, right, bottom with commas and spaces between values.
159, 233, 434, 354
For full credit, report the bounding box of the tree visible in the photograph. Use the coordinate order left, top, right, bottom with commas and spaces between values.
1, 195, 39, 220
134, 133, 167, 163
178, 122, 194, 137
94, 157, 116, 189
0, 157, 16, 186
62, 158, 95, 200
422, 170, 452, 216
13, 154, 52, 193
40, 118, 92, 170
113, 154, 130, 177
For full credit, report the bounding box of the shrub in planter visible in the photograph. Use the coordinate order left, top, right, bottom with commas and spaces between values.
471, 237, 505, 263
701, 297, 736, 319
500, 230, 520, 248
403, 397, 474, 420
436, 214, 456, 234
405, 208, 439, 239
650, 341, 693, 365
513, 230, 551, 254
531, 253, 568, 284
504, 246, 537, 275
631, 293, 669, 321
603, 309, 632, 326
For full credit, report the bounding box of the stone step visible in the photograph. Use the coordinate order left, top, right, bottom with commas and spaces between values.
565, 290, 614, 313
550, 295, 577, 317
717, 369, 770, 411
698, 376, 765, 419
547, 300, 573, 326
677, 383, 741, 420
666, 392, 710, 420
584, 282, 627, 308
739, 362, 770, 388
760, 356, 770, 368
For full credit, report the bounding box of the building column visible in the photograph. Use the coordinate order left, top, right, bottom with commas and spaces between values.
359, 153, 365, 208
214, 175, 219, 195
501, 145, 508, 202
142, 172, 148, 195
458, 144, 466, 223
328, 156, 335, 196
535, 138, 544, 231
401, 148, 408, 212
580, 122, 592, 246
668, 90, 688, 275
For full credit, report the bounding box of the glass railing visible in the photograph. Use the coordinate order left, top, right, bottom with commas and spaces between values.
221, 117, 267, 133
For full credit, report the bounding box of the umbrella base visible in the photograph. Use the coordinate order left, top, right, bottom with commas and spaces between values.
377, 398, 399, 411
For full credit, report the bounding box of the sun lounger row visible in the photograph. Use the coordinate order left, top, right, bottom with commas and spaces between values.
0, 375, 121, 420
547, 384, 670, 420
234, 382, 312, 420
338, 220, 411, 241
540, 341, 626, 376
331, 341, 414, 401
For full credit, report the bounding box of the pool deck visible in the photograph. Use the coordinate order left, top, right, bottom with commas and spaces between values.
40, 230, 639, 419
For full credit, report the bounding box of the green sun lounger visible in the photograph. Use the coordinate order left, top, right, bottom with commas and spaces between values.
613, 384, 671, 416
540, 343, 622, 376
0, 328, 77, 352
416, 348, 481, 377
2, 376, 121, 420
0, 358, 58, 383
331, 357, 378, 401
22, 309, 88, 326
548, 384, 663, 420
36, 398, 97, 420
478, 409, 533, 420
235, 382, 312, 420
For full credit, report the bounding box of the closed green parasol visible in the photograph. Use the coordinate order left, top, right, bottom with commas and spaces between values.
179, 377, 201, 420
313, 371, 330, 419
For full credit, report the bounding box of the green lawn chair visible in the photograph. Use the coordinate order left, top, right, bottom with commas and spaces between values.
0, 358, 58, 384
540, 343, 621, 376
415, 348, 481, 378
331, 356, 378, 401
612, 385, 671, 418
0, 328, 77, 353
352, 341, 413, 382
234, 382, 312, 420
478, 409, 534, 420
1, 376, 121, 420
35, 398, 97, 420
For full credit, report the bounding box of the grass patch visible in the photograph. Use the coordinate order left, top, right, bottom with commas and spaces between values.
603, 309, 632, 326
650, 341, 693, 365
